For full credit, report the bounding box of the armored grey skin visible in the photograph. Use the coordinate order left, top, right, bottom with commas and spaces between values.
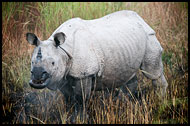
27, 10, 168, 112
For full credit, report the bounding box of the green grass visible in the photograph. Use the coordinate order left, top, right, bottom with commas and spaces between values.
2, 2, 188, 124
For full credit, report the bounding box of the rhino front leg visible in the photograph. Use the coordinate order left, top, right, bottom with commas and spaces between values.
72, 77, 92, 120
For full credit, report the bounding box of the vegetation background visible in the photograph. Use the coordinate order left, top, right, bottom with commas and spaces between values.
2, 2, 188, 124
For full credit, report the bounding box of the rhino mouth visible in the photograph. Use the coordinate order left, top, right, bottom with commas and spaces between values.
29, 78, 50, 89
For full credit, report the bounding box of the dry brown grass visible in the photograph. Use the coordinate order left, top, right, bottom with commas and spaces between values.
2, 2, 188, 124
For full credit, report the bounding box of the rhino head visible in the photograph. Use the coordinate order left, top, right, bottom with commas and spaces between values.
26, 32, 71, 90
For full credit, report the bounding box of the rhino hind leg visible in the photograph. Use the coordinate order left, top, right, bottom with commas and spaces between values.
152, 73, 168, 96
121, 75, 138, 96
114, 75, 139, 101
140, 35, 168, 96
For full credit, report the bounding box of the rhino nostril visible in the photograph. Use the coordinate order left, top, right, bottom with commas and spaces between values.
42, 71, 49, 78
52, 62, 55, 66
42, 71, 47, 75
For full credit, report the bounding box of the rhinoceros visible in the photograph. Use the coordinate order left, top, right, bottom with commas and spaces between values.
26, 10, 168, 107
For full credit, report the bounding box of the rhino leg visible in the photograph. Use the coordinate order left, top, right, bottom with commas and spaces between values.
72, 77, 92, 120
152, 73, 168, 96
58, 77, 74, 104
140, 35, 168, 96
119, 75, 138, 100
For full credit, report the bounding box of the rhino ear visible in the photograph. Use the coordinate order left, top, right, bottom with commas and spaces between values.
53, 32, 66, 47
26, 33, 40, 46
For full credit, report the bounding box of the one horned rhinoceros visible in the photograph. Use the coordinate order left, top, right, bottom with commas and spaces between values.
26, 10, 168, 106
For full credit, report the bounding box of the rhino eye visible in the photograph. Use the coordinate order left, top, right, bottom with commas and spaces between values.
52, 62, 55, 66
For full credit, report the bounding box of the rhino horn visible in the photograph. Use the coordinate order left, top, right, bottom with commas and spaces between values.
36, 47, 42, 60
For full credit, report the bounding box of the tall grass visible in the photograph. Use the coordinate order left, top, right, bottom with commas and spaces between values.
2, 2, 188, 124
